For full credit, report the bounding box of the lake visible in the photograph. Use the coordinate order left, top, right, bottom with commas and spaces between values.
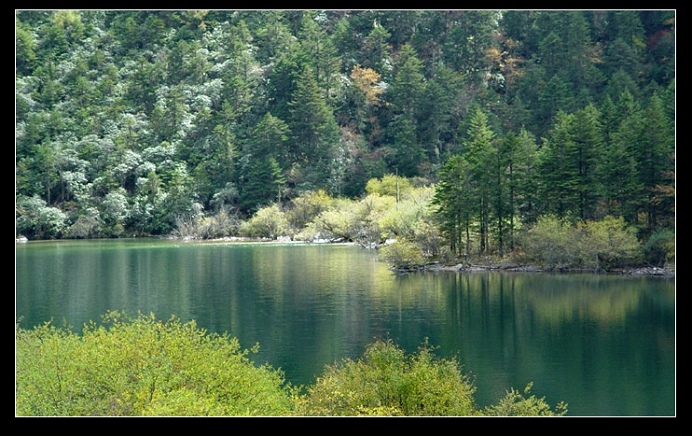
15, 238, 676, 416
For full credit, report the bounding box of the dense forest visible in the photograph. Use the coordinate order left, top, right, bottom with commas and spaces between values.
15, 10, 675, 265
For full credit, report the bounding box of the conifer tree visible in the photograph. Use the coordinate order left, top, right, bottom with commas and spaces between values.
287, 66, 340, 192
432, 155, 475, 258
634, 93, 675, 234
463, 107, 496, 255
569, 103, 604, 221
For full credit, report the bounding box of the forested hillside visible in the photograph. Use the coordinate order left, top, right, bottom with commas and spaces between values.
15, 10, 675, 258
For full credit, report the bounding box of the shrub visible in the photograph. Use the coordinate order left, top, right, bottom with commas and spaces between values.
577, 216, 641, 270
365, 174, 413, 197
519, 215, 641, 271
483, 382, 568, 416
66, 214, 102, 239
16, 311, 294, 416
642, 228, 675, 267
16, 313, 567, 417
238, 204, 288, 239
285, 189, 334, 231
16, 194, 68, 240
518, 215, 577, 269
293, 339, 478, 416
378, 240, 425, 269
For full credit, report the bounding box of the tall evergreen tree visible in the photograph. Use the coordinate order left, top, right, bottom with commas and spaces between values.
387, 43, 425, 119
360, 22, 393, 80
569, 103, 604, 220
382, 43, 425, 176
297, 12, 342, 103
417, 66, 461, 164
287, 66, 340, 192
386, 115, 423, 178
463, 107, 496, 255
432, 155, 475, 258
512, 128, 540, 227
537, 111, 580, 220
498, 129, 537, 251
599, 94, 640, 221
634, 93, 675, 234
535, 73, 574, 137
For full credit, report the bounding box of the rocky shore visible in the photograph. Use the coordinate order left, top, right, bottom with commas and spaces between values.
391, 261, 675, 277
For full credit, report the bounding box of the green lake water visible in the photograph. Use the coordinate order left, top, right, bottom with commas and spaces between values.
15, 239, 676, 416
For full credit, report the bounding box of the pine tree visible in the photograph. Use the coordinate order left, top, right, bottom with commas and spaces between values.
387, 115, 423, 178
432, 155, 475, 258
297, 12, 342, 102
634, 93, 675, 234
463, 107, 496, 255
360, 23, 392, 80
287, 66, 340, 191
387, 43, 425, 119
498, 129, 538, 251
569, 103, 604, 221
537, 111, 580, 220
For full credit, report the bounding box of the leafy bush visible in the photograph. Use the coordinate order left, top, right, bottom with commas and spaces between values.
518, 215, 578, 270
285, 189, 334, 232
642, 228, 675, 267
519, 215, 641, 271
238, 204, 288, 239
16, 313, 568, 416
293, 339, 478, 416
576, 216, 641, 270
483, 382, 568, 416
365, 174, 413, 197
16, 194, 68, 240
378, 240, 425, 269
66, 214, 102, 239
175, 209, 240, 239
16, 311, 294, 416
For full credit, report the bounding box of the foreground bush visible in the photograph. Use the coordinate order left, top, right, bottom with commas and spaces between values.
15, 311, 294, 416
293, 339, 477, 416
293, 339, 566, 416
16, 313, 567, 416
483, 382, 568, 416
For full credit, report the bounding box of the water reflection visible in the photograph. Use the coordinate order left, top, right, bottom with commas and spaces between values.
16, 240, 675, 416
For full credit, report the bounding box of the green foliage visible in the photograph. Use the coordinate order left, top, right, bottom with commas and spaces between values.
238, 203, 288, 239
642, 228, 675, 267
66, 213, 102, 239
308, 194, 395, 246
15, 10, 674, 244
518, 215, 641, 271
100, 188, 129, 235
576, 216, 641, 270
293, 339, 478, 416
15, 311, 294, 416
483, 382, 568, 416
377, 185, 433, 240
16, 194, 68, 240
16, 313, 568, 416
285, 189, 334, 232
287, 65, 340, 187
238, 156, 286, 213
432, 155, 475, 257
365, 173, 412, 197
518, 215, 576, 270
378, 240, 425, 269
175, 208, 240, 239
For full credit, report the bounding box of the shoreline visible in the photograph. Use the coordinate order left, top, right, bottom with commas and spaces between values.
391, 261, 675, 277
17, 235, 674, 278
